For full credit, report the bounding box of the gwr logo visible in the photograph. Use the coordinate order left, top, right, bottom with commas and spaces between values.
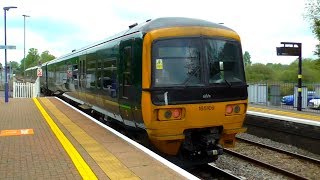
203, 94, 212, 99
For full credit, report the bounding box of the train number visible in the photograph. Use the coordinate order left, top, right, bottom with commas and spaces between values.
199, 105, 215, 111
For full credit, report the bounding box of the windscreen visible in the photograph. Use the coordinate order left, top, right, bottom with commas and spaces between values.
152, 38, 202, 87
205, 39, 245, 84
152, 37, 245, 87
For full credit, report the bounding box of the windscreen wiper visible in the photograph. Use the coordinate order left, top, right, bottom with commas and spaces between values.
224, 79, 232, 87
182, 66, 201, 87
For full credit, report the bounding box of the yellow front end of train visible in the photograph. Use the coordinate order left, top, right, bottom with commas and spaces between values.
142, 93, 247, 155
141, 26, 248, 157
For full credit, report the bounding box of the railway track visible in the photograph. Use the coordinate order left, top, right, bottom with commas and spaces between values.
223, 148, 307, 179
222, 136, 320, 180
236, 136, 320, 165
187, 164, 242, 180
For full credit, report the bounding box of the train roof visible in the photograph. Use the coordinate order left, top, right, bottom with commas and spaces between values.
129, 17, 234, 34
68, 17, 234, 54
43, 17, 235, 66
25, 66, 38, 71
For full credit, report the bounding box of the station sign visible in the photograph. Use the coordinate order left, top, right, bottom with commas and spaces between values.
0, 45, 16, 49
37, 68, 43, 77
276, 47, 301, 56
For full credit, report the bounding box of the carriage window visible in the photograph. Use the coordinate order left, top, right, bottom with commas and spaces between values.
123, 46, 132, 86
97, 60, 102, 89
122, 46, 132, 98
86, 60, 96, 90
103, 59, 117, 98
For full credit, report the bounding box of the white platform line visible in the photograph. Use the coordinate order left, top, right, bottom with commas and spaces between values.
247, 110, 320, 127
54, 97, 200, 180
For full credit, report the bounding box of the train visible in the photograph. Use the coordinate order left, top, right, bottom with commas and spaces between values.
26, 17, 248, 165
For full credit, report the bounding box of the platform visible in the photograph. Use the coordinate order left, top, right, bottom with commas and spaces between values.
0, 97, 195, 179
246, 105, 320, 154
247, 104, 320, 126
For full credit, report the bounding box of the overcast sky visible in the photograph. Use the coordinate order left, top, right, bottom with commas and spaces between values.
0, 0, 318, 67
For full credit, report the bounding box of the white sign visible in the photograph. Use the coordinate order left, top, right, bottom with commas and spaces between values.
37, 69, 43, 77
0, 45, 16, 49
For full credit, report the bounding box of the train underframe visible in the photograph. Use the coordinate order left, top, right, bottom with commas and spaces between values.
180, 127, 224, 161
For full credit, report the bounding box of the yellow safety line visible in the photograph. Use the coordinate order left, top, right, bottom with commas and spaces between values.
40, 97, 140, 180
248, 107, 320, 122
33, 98, 97, 180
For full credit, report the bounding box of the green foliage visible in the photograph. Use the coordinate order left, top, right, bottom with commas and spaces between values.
305, 0, 320, 57
22, 48, 40, 68
245, 63, 275, 82
40, 50, 56, 64
243, 51, 252, 66
19, 48, 56, 74
246, 58, 320, 83
314, 18, 320, 56
9, 61, 20, 75
10, 61, 19, 69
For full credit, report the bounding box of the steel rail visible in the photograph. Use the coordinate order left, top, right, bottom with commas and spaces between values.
188, 164, 242, 180
236, 137, 320, 164
207, 164, 242, 180
223, 148, 308, 180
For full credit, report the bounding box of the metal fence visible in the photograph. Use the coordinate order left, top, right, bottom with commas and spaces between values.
248, 82, 320, 113
0, 80, 4, 91
0, 70, 4, 91
13, 81, 37, 98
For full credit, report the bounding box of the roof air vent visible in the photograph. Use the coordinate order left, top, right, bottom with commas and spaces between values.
129, 23, 138, 29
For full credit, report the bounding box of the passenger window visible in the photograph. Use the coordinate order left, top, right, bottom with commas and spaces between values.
103, 59, 117, 98
123, 46, 132, 86
97, 60, 102, 89
122, 46, 133, 98
87, 60, 96, 90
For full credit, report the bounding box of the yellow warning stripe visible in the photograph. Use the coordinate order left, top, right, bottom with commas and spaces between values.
33, 98, 97, 180
248, 106, 320, 122
40, 97, 140, 180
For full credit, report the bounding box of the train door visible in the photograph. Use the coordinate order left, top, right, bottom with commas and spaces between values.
119, 39, 136, 127
78, 52, 87, 103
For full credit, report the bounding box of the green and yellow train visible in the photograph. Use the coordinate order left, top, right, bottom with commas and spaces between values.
26, 17, 248, 164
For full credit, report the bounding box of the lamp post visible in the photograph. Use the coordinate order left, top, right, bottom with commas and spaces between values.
3, 6, 17, 103
23, 15, 30, 80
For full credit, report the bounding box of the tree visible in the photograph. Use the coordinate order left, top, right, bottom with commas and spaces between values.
243, 51, 252, 66
19, 48, 56, 75
21, 48, 40, 69
9, 61, 19, 69
277, 58, 320, 83
40, 50, 55, 64
245, 63, 275, 82
305, 0, 320, 57
9, 61, 19, 75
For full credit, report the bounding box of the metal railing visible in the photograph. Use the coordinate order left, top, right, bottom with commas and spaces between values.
248, 82, 320, 113
12, 77, 39, 98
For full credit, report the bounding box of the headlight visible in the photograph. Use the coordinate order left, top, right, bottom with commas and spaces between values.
158, 108, 183, 120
